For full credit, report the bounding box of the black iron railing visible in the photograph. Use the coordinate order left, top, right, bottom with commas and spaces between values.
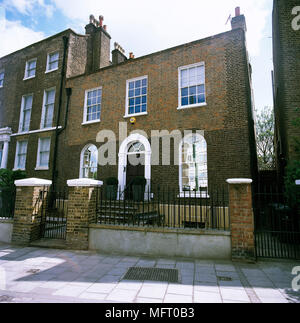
40, 188, 68, 240
253, 183, 300, 260
95, 184, 229, 231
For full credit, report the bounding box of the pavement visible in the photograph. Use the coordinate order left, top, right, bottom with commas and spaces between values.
0, 243, 299, 303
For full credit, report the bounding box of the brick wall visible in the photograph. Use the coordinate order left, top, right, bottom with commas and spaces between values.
273, 0, 300, 173
60, 28, 256, 189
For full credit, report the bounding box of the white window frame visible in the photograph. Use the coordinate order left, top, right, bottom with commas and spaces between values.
18, 94, 33, 133
125, 75, 148, 118
0, 71, 4, 88
177, 62, 207, 110
0, 142, 3, 166
79, 144, 98, 179
35, 137, 51, 170
14, 140, 28, 171
82, 87, 102, 125
24, 58, 37, 80
40, 87, 56, 129
45, 51, 59, 73
178, 133, 208, 198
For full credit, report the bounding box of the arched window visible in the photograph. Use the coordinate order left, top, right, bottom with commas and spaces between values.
80, 144, 98, 179
180, 133, 207, 192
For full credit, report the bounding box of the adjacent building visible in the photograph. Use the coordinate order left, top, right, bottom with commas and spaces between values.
272, 0, 300, 179
0, 9, 258, 192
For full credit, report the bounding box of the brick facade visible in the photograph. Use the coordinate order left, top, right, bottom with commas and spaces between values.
0, 12, 257, 192
273, 0, 300, 178
227, 179, 255, 260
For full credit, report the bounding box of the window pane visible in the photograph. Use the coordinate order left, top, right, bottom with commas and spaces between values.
127, 77, 147, 115
181, 97, 189, 106
189, 86, 196, 96
181, 87, 188, 97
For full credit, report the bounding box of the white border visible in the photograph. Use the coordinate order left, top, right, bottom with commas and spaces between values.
18, 94, 33, 133
0, 71, 4, 88
178, 132, 208, 196
35, 137, 51, 170
79, 143, 98, 179
45, 50, 59, 73
118, 133, 151, 197
125, 75, 148, 118
15, 178, 52, 187
177, 61, 206, 110
82, 87, 102, 125
11, 126, 62, 137
23, 58, 37, 80
40, 87, 56, 129
14, 140, 28, 171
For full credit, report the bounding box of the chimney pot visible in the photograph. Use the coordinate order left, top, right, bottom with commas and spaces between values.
99, 15, 104, 27
129, 52, 135, 59
235, 7, 240, 17
103, 25, 107, 31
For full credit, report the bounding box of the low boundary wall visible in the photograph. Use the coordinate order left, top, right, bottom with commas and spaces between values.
89, 224, 231, 260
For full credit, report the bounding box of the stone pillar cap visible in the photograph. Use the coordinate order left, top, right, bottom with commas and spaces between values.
226, 178, 253, 184
15, 178, 52, 187
67, 178, 103, 187
296, 180, 300, 185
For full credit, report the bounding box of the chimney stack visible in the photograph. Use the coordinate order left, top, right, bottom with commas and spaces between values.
112, 42, 127, 65
129, 52, 135, 59
85, 14, 111, 72
231, 6, 247, 32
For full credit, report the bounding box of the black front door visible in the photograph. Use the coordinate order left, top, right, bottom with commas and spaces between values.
125, 154, 145, 199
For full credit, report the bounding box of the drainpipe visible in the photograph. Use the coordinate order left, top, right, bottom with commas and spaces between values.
51, 36, 69, 191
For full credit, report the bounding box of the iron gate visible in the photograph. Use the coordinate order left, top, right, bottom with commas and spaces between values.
253, 184, 300, 260
40, 189, 68, 240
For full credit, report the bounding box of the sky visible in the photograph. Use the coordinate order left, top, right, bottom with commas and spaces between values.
0, 0, 274, 111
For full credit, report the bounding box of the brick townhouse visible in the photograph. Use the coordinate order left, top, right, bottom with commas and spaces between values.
0, 8, 258, 192
272, 0, 300, 180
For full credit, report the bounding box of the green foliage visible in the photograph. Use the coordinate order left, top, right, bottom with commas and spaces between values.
284, 160, 300, 208
0, 169, 26, 189
255, 107, 275, 170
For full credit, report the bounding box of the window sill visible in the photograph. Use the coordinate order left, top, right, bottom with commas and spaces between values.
82, 120, 101, 126
13, 168, 25, 171
45, 68, 58, 74
177, 103, 207, 110
23, 76, 36, 81
11, 127, 61, 137
35, 167, 49, 171
124, 112, 148, 118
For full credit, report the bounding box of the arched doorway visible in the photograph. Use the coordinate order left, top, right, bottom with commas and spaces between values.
118, 134, 151, 199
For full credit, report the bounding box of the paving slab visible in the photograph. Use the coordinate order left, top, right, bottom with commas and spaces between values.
0, 243, 299, 304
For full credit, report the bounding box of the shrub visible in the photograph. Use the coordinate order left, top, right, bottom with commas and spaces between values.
0, 169, 26, 189
284, 160, 300, 208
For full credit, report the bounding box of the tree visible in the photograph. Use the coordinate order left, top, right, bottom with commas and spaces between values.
255, 106, 275, 170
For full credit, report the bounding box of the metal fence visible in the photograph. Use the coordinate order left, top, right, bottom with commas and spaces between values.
95, 185, 229, 231
0, 186, 16, 219
253, 184, 300, 260
40, 188, 68, 240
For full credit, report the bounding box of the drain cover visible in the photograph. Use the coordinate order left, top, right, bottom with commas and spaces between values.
123, 267, 179, 283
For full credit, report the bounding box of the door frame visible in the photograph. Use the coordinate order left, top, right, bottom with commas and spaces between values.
118, 133, 151, 199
